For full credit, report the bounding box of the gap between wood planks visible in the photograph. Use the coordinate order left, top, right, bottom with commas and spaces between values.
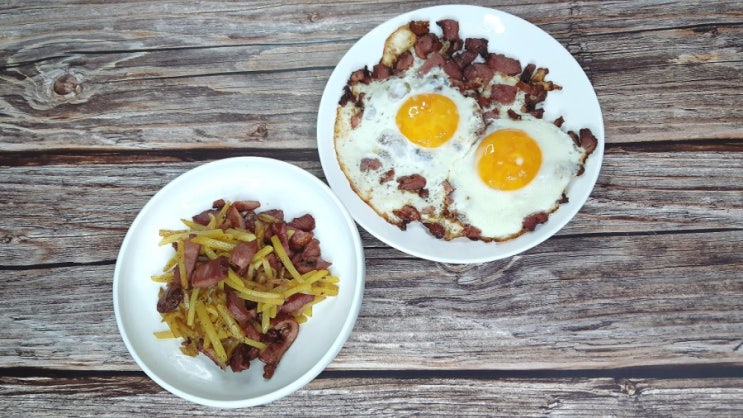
0, 140, 741, 167
3, 364, 743, 380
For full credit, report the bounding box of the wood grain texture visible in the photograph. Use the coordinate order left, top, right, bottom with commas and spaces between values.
1, 1, 741, 151
2, 229, 740, 370
3, 374, 743, 416
1, 147, 740, 266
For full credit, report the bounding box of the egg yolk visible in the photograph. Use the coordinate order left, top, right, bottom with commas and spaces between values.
476, 129, 542, 191
396, 93, 459, 148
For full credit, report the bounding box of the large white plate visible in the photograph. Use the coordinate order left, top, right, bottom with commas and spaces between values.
113, 157, 365, 408
317, 5, 604, 264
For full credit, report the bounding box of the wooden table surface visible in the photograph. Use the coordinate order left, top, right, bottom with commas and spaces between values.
2, 0, 742, 415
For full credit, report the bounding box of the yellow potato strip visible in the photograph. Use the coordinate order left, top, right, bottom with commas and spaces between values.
225, 228, 256, 242
176, 239, 188, 289
270, 235, 302, 282
195, 302, 226, 363
154, 330, 175, 339
186, 287, 199, 326
190, 236, 238, 252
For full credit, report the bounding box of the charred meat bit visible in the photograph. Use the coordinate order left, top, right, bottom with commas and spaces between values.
522, 212, 549, 231
409, 20, 430, 36
229, 343, 259, 373
360, 157, 382, 172
156, 280, 183, 313
414, 33, 443, 59
191, 256, 229, 288
229, 240, 258, 276
232, 200, 261, 212
436, 19, 460, 42
507, 109, 522, 120
393, 50, 415, 73
259, 316, 300, 379
462, 63, 494, 89
289, 229, 314, 251
579, 128, 599, 155
371, 63, 392, 80
393, 204, 421, 230
465, 38, 489, 56
278, 293, 315, 315
520, 63, 537, 83
289, 213, 316, 231
486, 53, 522, 76
379, 168, 395, 184
423, 222, 445, 239
397, 174, 427, 191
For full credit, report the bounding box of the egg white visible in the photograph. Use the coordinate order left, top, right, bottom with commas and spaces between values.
447, 116, 586, 240
335, 66, 484, 226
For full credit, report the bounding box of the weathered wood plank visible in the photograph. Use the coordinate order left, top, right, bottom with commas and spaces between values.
2, 230, 740, 370
2, 374, 743, 416
1, 147, 740, 266
1, 1, 740, 151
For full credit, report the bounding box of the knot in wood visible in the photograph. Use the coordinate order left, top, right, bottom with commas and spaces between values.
53, 74, 81, 96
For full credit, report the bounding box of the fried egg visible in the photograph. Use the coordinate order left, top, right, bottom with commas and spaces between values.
447, 116, 586, 240
335, 66, 484, 227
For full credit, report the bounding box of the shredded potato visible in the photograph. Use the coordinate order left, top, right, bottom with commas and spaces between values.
153, 199, 339, 376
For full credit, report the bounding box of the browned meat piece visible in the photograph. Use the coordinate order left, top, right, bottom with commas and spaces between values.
224, 205, 246, 230
418, 52, 445, 74
522, 212, 549, 231
441, 59, 464, 80
507, 109, 522, 120
393, 205, 421, 230
192, 208, 217, 225
278, 293, 315, 315
436, 19, 460, 41
486, 53, 522, 76
464, 38, 489, 56
259, 316, 300, 379
393, 51, 414, 73
229, 343, 259, 373
156, 279, 183, 313
409, 20, 430, 36
226, 288, 256, 325
339, 85, 354, 106
463, 225, 482, 241
553, 116, 565, 127
232, 200, 261, 212
490, 84, 518, 104
289, 214, 316, 232
291, 239, 332, 274
191, 256, 228, 288
349, 67, 371, 85
397, 174, 427, 191
453, 49, 479, 69
423, 222, 445, 239
414, 33, 443, 59
520, 63, 536, 83
579, 128, 599, 154
371, 63, 392, 80
463, 63, 494, 88
229, 240, 258, 276
289, 229, 313, 251
212, 199, 226, 209
360, 157, 382, 172
379, 168, 395, 184
182, 238, 200, 280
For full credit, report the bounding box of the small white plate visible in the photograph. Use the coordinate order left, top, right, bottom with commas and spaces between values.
113, 157, 365, 408
317, 5, 604, 264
